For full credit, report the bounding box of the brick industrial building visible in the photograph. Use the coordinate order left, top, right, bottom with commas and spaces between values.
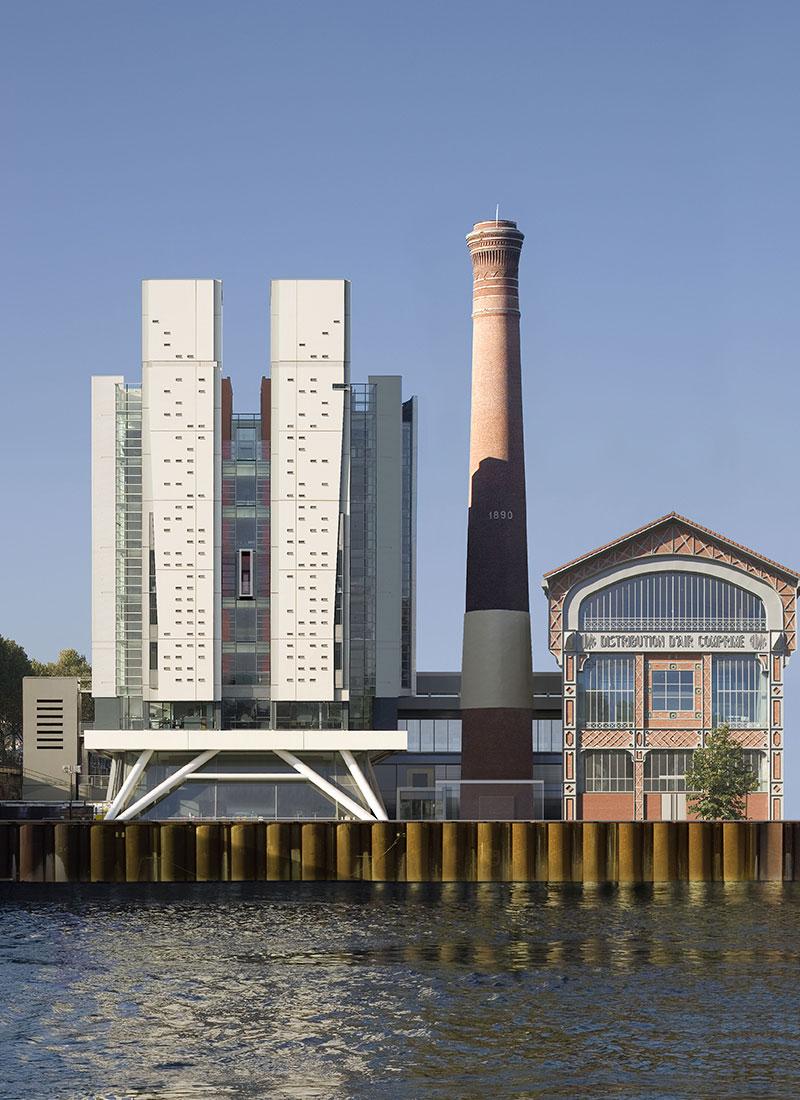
543, 513, 798, 822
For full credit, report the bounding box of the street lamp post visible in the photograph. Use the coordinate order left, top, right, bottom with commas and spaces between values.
63, 764, 82, 817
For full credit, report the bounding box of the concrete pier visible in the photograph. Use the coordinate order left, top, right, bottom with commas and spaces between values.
2, 820, 797, 884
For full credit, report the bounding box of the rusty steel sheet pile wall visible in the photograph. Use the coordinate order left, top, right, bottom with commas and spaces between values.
2, 820, 800, 883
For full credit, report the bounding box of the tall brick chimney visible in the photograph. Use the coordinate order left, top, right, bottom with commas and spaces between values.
460, 219, 534, 808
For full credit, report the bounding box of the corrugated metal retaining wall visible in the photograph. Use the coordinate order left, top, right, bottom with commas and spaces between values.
2, 821, 800, 883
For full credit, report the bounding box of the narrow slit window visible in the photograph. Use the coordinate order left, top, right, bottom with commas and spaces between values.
238, 548, 254, 599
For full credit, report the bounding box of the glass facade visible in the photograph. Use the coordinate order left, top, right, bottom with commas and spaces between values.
579, 571, 766, 632
400, 399, 415, 691
712, 656, 767, 728
389, 714, 564, 820
115, 386, 143, 724
148, 702, 215, 730
135, 752, 367, 821
533, 719, 563, 752
348, 385, 377, 728
578, 656, 635, 727
398, 718, 462, 753
221, 416, 270, 694
373, 760, 462, 820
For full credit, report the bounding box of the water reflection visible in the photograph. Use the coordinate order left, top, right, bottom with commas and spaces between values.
0, 882, 798, 1098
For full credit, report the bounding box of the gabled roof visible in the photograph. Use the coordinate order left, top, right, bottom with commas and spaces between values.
543, 512, 800, 586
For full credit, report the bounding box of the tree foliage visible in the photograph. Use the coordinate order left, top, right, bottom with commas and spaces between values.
685, 725, 759, 821
0, 643, 94, 760
31, 649, 94, 723
0, 635, 34, 760
30, 648, 92, 680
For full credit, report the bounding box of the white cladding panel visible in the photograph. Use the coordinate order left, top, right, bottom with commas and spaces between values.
91, 375, 124, 697
142, 280, 221, 703
270, 280, 349, 702
142, 279, 221, 362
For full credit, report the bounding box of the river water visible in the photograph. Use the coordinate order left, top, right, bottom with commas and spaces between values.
0, 882, 798, 1099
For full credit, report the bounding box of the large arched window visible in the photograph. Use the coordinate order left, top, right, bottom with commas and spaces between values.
578, 571, 766, 632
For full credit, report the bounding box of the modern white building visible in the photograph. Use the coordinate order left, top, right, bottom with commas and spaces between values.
89, 279, 416, 821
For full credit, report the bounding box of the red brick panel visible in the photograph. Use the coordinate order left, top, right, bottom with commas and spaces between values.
581, 793, 634, 821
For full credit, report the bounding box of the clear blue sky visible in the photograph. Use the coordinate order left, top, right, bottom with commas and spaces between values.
2, 3, 799, 799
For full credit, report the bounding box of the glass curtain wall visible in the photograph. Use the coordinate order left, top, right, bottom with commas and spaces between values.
221, 416, 270, 724
533, 719, 564, 752
398, 718, 462, 752
115, 385, 143, 726
400, 399, 415, 691
348, 385, 377, 728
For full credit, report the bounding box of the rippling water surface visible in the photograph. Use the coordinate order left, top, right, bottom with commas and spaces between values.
0, 882, 798, 1099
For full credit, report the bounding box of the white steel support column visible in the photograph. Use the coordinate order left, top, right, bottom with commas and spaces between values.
118, 750, 217, 822
105, 755, 121, 802
273, 749, 373, 822
105, 750, 153, 821
341, 749, 388, 821
365, 756, 389, 818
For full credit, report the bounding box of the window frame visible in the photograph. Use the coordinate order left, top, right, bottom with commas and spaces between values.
583, 750, 634, 793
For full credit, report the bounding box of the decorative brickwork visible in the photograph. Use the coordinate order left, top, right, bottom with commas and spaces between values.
581, 729, 633, 749
646, 730, 702, 749
633, 753, 644, 820
729, 730, 769, 750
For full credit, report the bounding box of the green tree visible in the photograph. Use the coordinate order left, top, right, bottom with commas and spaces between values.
685, 725, 759, 820
0, 635, 34, 762
31, 648, 92, 680
31, 649, 94, 723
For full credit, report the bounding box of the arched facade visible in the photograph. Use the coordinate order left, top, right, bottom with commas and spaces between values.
542, 514, 799, 822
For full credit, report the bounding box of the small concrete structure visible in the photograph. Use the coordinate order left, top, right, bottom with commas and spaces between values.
22, 678, 81, 801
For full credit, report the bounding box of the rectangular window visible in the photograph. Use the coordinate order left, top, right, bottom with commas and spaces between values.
651, 669, 694, 712
236, 475, 256, 505
579, 656, 635, 727
584, 751, 633, 792
238, 549, 254, 598
434, 719, 450, 753
401, 719, 421, 752
235, 426, 257, 460
533, 719, 564, 752
713, 656, 767, 728
644, 750, 693, 792
234, 604, 256, 641
742, 750, 766, 792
